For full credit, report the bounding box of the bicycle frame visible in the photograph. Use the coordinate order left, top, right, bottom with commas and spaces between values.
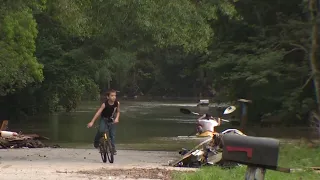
101, 121, 113, 139
99, 120, 114, 163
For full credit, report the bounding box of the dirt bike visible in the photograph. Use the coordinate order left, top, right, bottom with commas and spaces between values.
169, 107, 245, 168
178, 106, 237, 138
171, 128, 245, 168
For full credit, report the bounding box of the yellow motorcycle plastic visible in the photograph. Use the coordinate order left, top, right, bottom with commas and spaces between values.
195, 131, 216, 137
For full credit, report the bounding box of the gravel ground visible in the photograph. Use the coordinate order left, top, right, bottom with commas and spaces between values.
0, 148, 195, 180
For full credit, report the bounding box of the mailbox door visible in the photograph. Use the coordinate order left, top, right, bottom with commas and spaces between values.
222, 134, 279, 167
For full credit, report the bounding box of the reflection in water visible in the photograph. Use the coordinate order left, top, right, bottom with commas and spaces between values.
198, 106, 210, 114
7, 101, 314, 146
51, 114, 59, 141
9, 101, 201, 145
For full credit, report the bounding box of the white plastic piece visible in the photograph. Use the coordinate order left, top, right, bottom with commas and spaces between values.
223, 106, 236, 114
221, 129, 245, 136
191, 149, 204, 156
0, 131, 18, 138
199, 99, 209, 104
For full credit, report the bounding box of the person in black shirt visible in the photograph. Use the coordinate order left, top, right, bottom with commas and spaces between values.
87, 89, 120, 155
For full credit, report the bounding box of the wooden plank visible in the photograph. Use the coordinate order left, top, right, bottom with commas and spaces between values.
276, 167, 291, 173
169, 138, 211, 166
0, 120, 8, 131
290, 167, 320, 173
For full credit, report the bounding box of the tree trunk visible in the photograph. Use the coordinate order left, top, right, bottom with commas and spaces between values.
309, 0, 320, 112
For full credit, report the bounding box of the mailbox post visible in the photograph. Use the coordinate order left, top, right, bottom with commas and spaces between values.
245, 166, 266, 180
238, 99, 252, 132
221, 134, 290, 180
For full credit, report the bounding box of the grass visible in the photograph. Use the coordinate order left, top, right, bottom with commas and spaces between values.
173, 141, 320, 180
49, 138, 320, 179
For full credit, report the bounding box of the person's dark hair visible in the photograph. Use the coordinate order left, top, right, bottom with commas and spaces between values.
106, 89, 117, 96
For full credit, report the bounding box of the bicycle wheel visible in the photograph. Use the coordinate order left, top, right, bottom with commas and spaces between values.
99, 137, 107, 163
105, 139, 114, 163
105, 123, 114, 163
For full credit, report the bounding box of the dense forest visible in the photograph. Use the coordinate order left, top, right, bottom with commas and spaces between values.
0, 0, 319, 124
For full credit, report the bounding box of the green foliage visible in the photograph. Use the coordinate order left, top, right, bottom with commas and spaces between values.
0, 6, 43, 96
46, 0, 92, 37
136, 0, 213, 52
199, 0, 314, 122
59, 77, 99, 112
0, 0, 317, 124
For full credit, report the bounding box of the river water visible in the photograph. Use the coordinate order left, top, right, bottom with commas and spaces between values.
7, 100, 315, 147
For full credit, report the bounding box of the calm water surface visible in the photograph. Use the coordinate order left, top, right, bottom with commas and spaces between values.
7, 100, 314, 147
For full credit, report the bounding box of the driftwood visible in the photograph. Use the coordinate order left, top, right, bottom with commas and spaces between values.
0, 134, 60, 149
0, 120, 8, 131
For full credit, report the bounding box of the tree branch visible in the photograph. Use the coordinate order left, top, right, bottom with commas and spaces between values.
302, 74, 314, 89
284, 48, 307, 56
272, 43, 281, 50
289, 43, 308, 53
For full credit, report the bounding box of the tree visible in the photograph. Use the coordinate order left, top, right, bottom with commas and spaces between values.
0, 2, 44, 96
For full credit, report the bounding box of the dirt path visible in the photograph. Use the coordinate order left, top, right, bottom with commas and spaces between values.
0, 148, 195, 180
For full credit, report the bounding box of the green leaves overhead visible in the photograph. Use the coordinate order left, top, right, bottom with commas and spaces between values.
46, 0, 92, 37
0, 7, 43, 95
136, 0, 212, 52
95, 48, 136, 90
199, 0, 240, 21
48, 0, 240, 53
0, 0, 316, 124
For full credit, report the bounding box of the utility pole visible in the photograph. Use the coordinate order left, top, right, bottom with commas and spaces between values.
308, 0, 320, 145
309, 0, 320, 113
238, 99, 252, 132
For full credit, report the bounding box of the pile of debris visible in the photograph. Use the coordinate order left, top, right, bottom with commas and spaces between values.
0, 132, 53, 149
0, 120, 60, 149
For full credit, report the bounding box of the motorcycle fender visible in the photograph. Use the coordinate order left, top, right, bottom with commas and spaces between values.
191, 150, 204, 156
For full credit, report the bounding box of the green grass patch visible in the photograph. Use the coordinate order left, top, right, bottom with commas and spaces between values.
174, 142, 320, 180
173, 166, 318, 180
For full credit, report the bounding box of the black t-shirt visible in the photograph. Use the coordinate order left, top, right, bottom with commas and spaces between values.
101, 101, 119, 119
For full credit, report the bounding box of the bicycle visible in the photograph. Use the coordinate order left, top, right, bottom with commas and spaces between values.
98, 120, 114, 163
